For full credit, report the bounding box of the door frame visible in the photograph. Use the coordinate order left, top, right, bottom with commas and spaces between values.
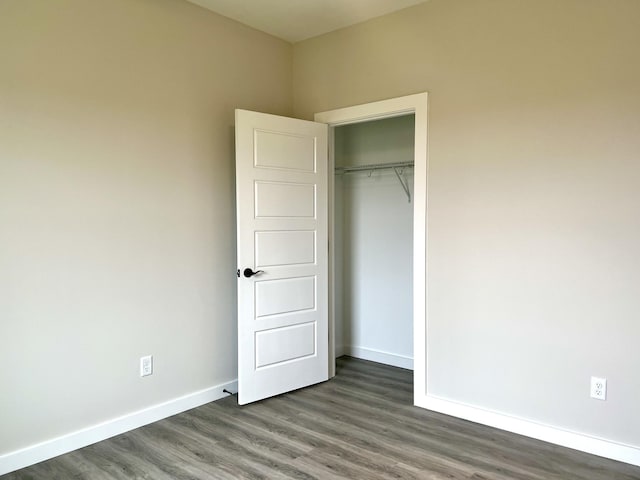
315, 92, 428, 404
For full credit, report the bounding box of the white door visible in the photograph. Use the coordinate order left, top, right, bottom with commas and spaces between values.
235, 109, 329, 405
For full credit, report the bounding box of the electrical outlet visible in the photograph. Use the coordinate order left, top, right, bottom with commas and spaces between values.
140, 355, 153, 377
590, 376, 606, 400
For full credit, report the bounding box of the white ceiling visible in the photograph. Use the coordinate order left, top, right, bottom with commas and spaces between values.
186, 0, 429, 43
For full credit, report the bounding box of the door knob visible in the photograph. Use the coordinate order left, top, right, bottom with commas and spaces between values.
243, 268, 264, 278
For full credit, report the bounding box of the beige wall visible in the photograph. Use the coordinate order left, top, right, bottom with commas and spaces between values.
3, 0, 640, 463
294, 0, 640, 446
0, 0, 291, 454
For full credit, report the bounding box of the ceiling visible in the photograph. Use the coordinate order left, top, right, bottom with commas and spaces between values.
186, 0, 429, 43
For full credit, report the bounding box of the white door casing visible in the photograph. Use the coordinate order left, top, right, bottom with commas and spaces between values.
314, 92, 428, 399
235, 109, 329, 405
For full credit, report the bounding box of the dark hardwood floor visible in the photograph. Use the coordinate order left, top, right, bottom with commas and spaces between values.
4, 357, 640, 479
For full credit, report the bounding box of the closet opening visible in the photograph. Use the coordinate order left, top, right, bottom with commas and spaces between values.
333, 114, 415, 373
316, 92, 427, 403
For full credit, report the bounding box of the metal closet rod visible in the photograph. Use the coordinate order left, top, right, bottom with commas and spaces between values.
334, 161, 414, 203
334, 161, 414, 174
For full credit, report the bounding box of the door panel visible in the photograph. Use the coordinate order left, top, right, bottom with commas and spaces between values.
255, 230, 316, 267
254, 130, 316, 171
254, 181, 316, 218
235, 109, 328, 405
255, 276, 316, 317
255, 322, 316, 368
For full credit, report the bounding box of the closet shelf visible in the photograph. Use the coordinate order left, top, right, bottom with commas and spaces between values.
334, 161, 414, 203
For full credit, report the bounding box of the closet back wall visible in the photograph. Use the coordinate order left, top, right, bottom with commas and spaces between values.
334, 115, 415, 369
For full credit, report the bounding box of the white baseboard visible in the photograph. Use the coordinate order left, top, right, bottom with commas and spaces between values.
344, 345, 413, 370
0, 379, 238, 476
8, 377, 636, 475
335, 344, 345, 358
417, 394, 640, 468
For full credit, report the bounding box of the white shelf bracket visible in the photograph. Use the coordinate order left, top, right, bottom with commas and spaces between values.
393, 167, 411, 203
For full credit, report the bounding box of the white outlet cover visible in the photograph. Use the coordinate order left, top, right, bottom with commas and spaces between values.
590, 376, 607, 400
140, 355, 153, 377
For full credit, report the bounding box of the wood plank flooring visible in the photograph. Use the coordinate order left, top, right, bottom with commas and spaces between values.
4, 357, 640, 479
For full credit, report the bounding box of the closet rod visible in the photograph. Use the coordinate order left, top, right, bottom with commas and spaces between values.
334, 161, 414, 203
334, 161, 414, 174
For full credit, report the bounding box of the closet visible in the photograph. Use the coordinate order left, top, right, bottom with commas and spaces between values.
333, 114, 415, 370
